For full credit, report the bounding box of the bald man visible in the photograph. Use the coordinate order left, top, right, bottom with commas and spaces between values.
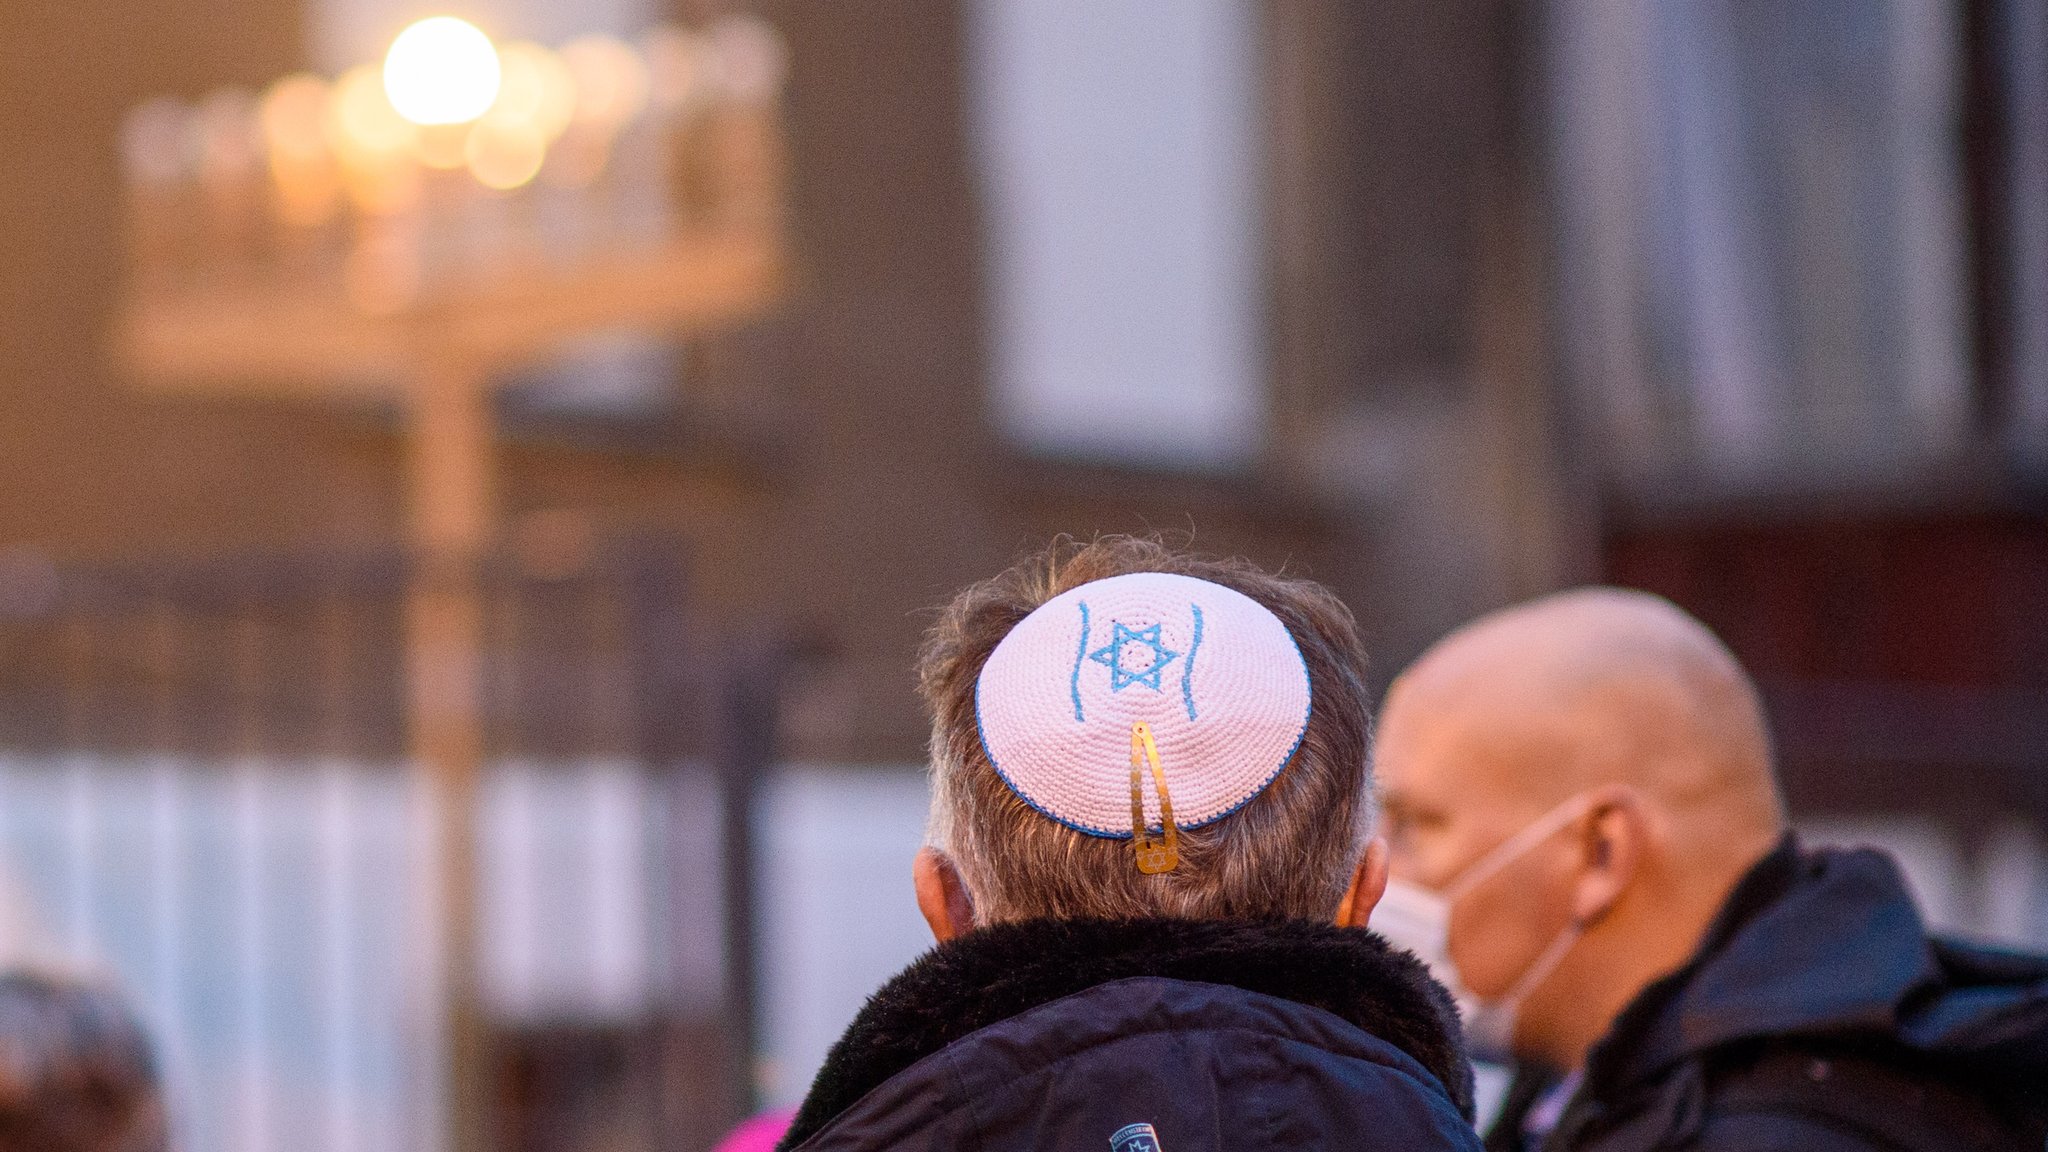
1371, 588, 2048, 1152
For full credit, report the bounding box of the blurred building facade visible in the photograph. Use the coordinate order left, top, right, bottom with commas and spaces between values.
1552, 0, 2048, 942
0, 1, 2042, 1150
0, 0, 1560, 747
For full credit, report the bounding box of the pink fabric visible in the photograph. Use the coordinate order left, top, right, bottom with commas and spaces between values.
711, 1107, 796, 1152
975, 572, 1311, 836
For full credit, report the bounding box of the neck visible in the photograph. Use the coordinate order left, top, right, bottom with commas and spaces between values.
1528, 925, 1674, 1072
1527, 838, 1775, 1071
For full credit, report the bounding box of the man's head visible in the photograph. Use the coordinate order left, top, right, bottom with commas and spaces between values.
1374, 587, 1784, 1071
914, 537, 1387, 938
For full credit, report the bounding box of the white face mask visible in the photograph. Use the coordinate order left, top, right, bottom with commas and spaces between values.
1369, 793, 1598, 1061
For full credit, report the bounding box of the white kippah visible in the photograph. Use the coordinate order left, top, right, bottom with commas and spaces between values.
974, 571, 1312, 837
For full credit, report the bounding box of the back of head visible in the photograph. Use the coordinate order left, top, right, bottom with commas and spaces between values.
920, 536, 1374, 924
1388, 586, 1783, 857
0, 972, 165, 1152
1376, 586, 1786, 1071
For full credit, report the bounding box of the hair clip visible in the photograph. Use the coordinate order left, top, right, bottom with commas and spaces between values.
1129, 722, 1178, 874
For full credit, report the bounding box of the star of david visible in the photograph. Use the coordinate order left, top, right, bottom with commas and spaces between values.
1089, 621, 1180, 693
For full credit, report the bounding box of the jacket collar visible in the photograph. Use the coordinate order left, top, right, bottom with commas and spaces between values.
783, 917, 1474, 1147
1587, 834, 2048, 1098
1584, 836, 1915, 1094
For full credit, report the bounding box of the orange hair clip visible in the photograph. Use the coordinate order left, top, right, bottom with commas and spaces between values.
1129, 721, 1179, 874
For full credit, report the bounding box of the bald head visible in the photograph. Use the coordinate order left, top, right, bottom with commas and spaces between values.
1383, 587, 1782, 851
1374, 588, 1786, 1070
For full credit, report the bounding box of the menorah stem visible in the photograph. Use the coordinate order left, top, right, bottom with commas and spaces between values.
403, 350, 494, 1152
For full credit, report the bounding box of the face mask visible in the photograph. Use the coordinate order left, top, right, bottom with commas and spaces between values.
1369, 793, 1598, 1060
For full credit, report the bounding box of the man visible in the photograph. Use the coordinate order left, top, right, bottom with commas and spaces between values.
780, 537, 1482, 1151
1371, 587, 2048, 1152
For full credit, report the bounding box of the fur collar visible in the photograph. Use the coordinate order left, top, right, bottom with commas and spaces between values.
783, 917, 1473, 1147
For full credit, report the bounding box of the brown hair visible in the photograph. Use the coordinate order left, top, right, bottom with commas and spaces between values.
919, 536, 1375, 924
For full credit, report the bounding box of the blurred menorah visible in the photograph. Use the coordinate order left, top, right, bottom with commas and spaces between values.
109, 17, 791, 1152
116, 15, 788, 385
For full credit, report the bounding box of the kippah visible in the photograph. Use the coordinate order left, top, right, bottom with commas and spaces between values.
974, 571, 1312, 838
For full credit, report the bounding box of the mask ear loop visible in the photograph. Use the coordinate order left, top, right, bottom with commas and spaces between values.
1443, 791, 1601, 904
1130, 722, 1179, 874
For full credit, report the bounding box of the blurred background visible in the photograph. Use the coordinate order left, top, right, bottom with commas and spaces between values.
0, 0, 2043, 1149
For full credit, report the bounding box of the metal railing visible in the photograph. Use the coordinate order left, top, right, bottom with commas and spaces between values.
0, 535, 765, 1152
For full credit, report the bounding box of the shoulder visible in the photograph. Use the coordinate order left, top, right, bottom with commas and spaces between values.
1690, 1041, 2035, 1152
795, 976, 1484, 1152
785, 918, 1479, 1148
1568, 1039, 2040, 1152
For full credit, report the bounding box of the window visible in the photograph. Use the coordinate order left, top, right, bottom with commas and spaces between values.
969, 0, 1264, 470
1547, 0, 1974, 490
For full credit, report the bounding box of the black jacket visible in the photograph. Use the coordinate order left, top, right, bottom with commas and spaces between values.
783, 917, 1484, 1151
1490, 838, 2048, 1152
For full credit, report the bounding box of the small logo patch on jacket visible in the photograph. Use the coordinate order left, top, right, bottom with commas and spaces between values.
1110, 1122, 1163, 1152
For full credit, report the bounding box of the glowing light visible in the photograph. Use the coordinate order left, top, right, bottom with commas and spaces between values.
561, 35, 649, 128
261, 74, 339, 226
465, 120, 546, 190
330, 64, 416, 156
486, 42, 577, 141
328, 66, 420, 214
411, 123, 471, 169
259, 74, 331, 160
383, 17, 501, 126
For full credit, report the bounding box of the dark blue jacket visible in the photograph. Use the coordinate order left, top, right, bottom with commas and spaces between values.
1492, 838, 2048, 1152
783, 918, 1484, 1152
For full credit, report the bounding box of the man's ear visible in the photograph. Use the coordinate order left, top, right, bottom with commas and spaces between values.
1334, 836, 1390, 928
1572, 786, 1646, 927
913, 846, 977, 943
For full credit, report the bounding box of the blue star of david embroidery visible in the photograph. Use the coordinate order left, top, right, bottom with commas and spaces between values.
1089, 621, 1180, 693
